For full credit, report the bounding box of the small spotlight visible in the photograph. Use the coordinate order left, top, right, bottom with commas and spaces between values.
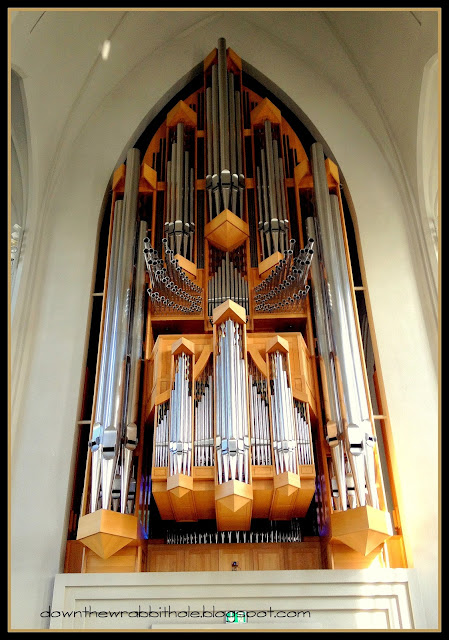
101, 40, 111, 61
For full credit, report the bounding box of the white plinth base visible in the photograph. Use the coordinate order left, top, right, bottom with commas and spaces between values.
49, 568, 425, 630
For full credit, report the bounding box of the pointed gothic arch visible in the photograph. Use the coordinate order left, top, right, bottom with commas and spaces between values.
65, 39, 406, 576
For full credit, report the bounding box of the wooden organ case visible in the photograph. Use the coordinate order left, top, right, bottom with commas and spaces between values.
65, 38, 407, 575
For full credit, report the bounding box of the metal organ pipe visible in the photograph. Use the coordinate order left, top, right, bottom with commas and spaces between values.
294, 399, 313, 466
89, 199, 124, 513
309, 141, 380, 511
165, 520, 302, 545
87, 148, 154, 516
175, 122, 184, 249
144, 238, 202, 315
75, 40, 398, 568
211, 64, 219, 190
194, 364, 214, 467
254, 237, 313, 313
169, 353, 193, 477
206, 37, 245, 219
120, 219, 147, 513
215, 319, 249, 484
218, 37, 230, 181
328, 194, 379, 509
235, 88, 245, 218
305, 215, 348, 511
206, 85, 213, 218
260, 150, 271, 256
164, 122, 195, 260
269, 351, 298, 475
310, 142, 366, 508
248, 364, 272, 467
101, 147, 140, 511
155, 403, 170, 468
207, 251, 249, 317
255, 121, 290, 259
228, 70, 237, 213
169, 143, 176, 228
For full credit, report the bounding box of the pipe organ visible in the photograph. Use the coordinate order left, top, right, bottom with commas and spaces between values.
70, 38, 403, 574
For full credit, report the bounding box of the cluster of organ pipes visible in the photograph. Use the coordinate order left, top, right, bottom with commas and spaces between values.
154, 402, 169, 468
269, 350, 299, 475
329, 460, 359, 511
207, 249, 249, 317
193, 362, 214, 467
111, 465, 137, 514
215, 319, 250, 484
83, 38, 388, 539
205, 37, 245, 219
307, 141, 379, 512
165, 122, 195, 260
88, 148, 145, 515
153, 352, 314, 476
294, 399, 313, 466
144, 237, 202, 314
254, 237, 314, 313
166, 521, 302, 545
248, 361, 272, 466
169, 352, 193, 476
255, 120, 290, 258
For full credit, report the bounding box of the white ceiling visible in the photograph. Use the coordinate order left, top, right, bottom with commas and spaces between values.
322, 10, 438, 213
10, 9, 439, 229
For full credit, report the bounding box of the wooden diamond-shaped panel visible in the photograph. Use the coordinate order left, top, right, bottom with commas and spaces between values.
270, 471, 301, 520
204, 209, 249, 253
80, 533, 133, 560
215, 480, 253, 531
331, 506, 393, 556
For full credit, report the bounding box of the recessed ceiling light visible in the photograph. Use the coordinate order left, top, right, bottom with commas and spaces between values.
101, 40, 111, 61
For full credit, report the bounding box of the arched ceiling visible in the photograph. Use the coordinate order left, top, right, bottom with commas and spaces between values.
9, 9, 438, 217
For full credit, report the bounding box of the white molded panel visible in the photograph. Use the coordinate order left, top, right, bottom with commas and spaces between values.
49, 569, 425, 630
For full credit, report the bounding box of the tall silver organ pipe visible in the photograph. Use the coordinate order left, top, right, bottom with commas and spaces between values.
294, 399, 313, 466
165, 123, 195, 260
306, 215, 348, 511
269, 350, 298, 475
309, 141, 380, 510
206, 37, 245, 219
328, 194, 378, 509
218, 36, 230, 207
155, 402, 170, 468
194, 363, 214, 467
310, 142, 365, 507
208, 251, 249, 317
120, 219, 147, 513
101, 147, 141, 511
89, 199, 124, 513
206, 84, 213, 217
169, 352, 193, 476
88, 148, 143, 514
215, 319, 250, 484
255, 120, 289, 258
248, 361, 272, 466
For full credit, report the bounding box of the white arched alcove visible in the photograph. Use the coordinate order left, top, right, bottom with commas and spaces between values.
417, 53, 439, 299
10, 12, 437, 630
10, 73, 27, 307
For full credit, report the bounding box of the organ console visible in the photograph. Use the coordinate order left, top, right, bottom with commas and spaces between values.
68, 37, 405, 574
